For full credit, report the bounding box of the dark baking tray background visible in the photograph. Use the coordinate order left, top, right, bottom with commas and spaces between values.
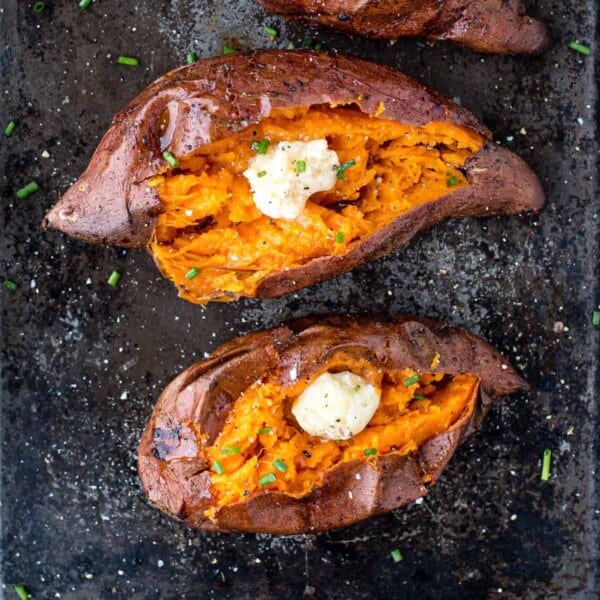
1, 1, 598, 598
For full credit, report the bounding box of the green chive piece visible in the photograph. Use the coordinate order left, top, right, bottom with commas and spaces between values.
33, 2, 45, 13
302, 37, 313, 49
593, 311, 600, 326
258, 427, 271, 435
287, 42, 296, 50
403, 374, 421, 387
273, 458, 287, 473
13, 584, 30, 600
296, 160, 307, 173
354, 384, 361, 392
264, 25, 278, 38
220, 446, 241, 456
259, 472, 277, 486
185, 267, 200, 280
541, 448, 552, 481
223, 46, 237, 55
3, 280, 17, 291
447, 175, 458, 187
4, 120, 16, 137
414, 394, 426, 400
107, 270, 121, 288
568, 41, 591, 56
314, 43, 323, 51
117, 56, 139, 67
162, 150, 179, 168
79, 0, 93, 9
390, 548, 403, 563
336, 159, 356, 180
186, 51, 197, 64
335, 232, 344, 244
16, 181, 39, 199
257, 170, 267, 178
363, 447, 377, 456
251, 139, 270, 155
213, 460, 224, 474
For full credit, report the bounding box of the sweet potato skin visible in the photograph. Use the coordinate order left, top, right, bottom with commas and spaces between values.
255, 0, 551, 54
43, 51, 544, 300
138, 315, 528, 534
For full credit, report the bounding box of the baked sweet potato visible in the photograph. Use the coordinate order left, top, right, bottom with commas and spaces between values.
255, 0, 551, 54
138, 315, 528, 534
43, 51, 544, 304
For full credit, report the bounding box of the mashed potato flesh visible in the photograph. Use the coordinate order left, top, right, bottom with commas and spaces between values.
149, 105, 484, 303
201, 352, 479, 510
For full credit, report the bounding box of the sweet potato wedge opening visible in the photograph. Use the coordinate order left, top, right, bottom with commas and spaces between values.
148, 105, 484, 303
202, 351, 480, 515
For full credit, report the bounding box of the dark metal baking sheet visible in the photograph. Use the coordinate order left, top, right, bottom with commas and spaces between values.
1, 1, 598, 598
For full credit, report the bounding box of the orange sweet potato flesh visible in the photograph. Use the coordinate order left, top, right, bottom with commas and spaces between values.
255, 0, 551, 54
138, 315, 529, 534
149, 105, 484, 303
205, 368, 478, 513
43, 51, 545, 303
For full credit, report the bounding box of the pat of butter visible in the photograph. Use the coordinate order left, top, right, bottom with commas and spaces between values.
292, 371, 380, 441
243, 139, 339, 220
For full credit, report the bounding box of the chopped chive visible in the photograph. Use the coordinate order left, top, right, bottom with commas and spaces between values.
162, 150, 179, 168
186, 51, 197, 64
593, 311, 600, 326
354, 384, 361, 392
3, 280, 17, 291
314, 42, 323, 51
223, 46, 237, 55
264, 25, 278, 38
79, 0, 93, 9
258, 472, 277, 486
185, 267, 200, 280
447, 175, 458, 187
13, 584, 30, 600
336, 159, 356, 180
390, 548, 403, 563
33, 2, 45, 13
287, 42, 296, 50
107, 270, 121, 288
220, 446, 241, 456
258, 427, 271, 435
414, 394, 426, 400
16, 181, 39, 199
541, 448, 552, 481
4, 120, 16, 137
568, 41, 591, 56
251, 139, 269, 155
257, 170, 267, 178
273, 458, 287, 473
296, 160, 306, 173
363, 447, 377, 456
117, 56, 139, 67
403, 374, 421, 387
213, 460, 224, 474
302, 37, 313, 49
335, 231, 344, 244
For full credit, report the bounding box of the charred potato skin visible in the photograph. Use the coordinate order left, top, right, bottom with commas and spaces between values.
138, 315, 528, 534
255, 0, 551, 54
43, 51, 544, 301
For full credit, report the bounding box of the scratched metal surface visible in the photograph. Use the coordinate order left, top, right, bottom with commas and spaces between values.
1, 1, 598, 598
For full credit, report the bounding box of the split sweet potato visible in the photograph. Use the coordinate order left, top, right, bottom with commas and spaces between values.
43, 51, 544, 304
138, 315, 528, 533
